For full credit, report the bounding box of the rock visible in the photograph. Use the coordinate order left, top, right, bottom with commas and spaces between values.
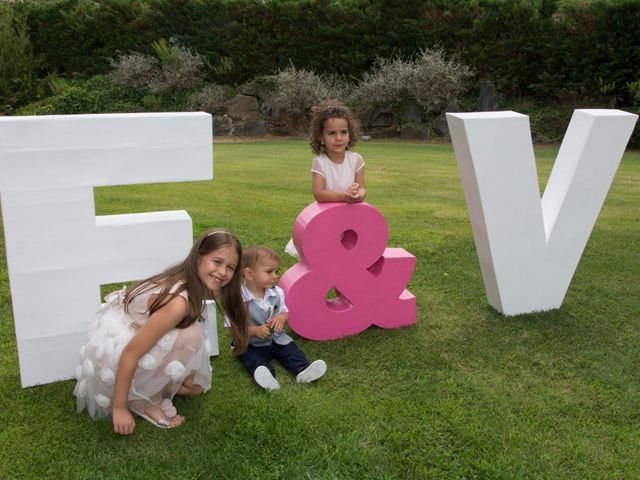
401, 104, 425, 124
400, 125, 431, 140
432, 113, 450, 137
238, 77, 276, 100
367, 127, 398, 139
234, 119, 267, 136
213, 115, 233, 136
268, 111, 308, 136
369, 110, 393, 128
224, 94, 260, 120
260, 96, 278, 118
237, 83, 259, 97
268, 119, 290, 136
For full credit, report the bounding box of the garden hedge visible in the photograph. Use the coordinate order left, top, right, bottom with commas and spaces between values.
10, 0, 639, 105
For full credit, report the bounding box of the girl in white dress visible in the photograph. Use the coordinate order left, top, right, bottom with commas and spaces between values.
309, 100, 367, 203
285, 100, 367, 258
74, 229, 248, 435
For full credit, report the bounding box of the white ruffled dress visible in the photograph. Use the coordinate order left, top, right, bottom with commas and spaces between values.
74, 284, 212, 419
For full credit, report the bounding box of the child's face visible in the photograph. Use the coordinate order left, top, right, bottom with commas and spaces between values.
246, 257, 280, 290
320, 117, 350, 158
197, 245, 239, 293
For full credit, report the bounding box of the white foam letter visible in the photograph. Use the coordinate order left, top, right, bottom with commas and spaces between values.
0, 113, 212, 386
447, 109, 637, 315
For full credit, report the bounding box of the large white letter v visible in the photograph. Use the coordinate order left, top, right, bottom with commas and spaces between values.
447, 109, 637, 315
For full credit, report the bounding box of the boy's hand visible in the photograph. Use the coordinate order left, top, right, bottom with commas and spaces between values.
268, 314, 287, 333
252, 325, 271, 339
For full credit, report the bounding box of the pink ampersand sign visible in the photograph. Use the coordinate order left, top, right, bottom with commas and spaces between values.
279, 202, 416, 340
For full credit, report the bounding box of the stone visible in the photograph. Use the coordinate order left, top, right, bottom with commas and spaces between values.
401, 104, 425, 124
213, 115, 233, 136
369, 110, 393, 128
239, 78, 277, 100
432, 113, 450, 137
237, 83, 260, 97
224, 94, 260, 120
268, 111, 308, 136
367, 127, 398, 139
400, 125, 431, 140
234, 119, 267, 136
260, 97, 278, 118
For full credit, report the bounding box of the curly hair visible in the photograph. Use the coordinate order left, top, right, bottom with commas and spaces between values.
309, 99, 361, 155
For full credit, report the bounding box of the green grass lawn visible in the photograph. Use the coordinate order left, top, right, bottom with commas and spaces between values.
1, 139, 639, 479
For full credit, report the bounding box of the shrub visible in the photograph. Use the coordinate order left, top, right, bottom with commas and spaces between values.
353, 48, 472, 120
109, 53, 160, 90
188, 84, 228, 114
352, 57, 411, 118
153, 89, 192, 112
11, 0, 640, 108
0, 6, 36, 110
15, 75, 146, 115
108, 39, 204, 95
410, 48, 473, 113
628, 80, 640, 107
47, 76, 72, 95
141, 94, 162, 112
269, 65, 350, 120
150, 38, 204, 94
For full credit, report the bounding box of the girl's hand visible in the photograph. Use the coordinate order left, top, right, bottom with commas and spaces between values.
344, 183, 360, 203
346, 184, 363, 203
113, 406, 136, 435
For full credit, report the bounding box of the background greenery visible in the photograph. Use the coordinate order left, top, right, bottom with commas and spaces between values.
6, 0, 639, 102
1, 140, 638, 478
2, 0, 639, 148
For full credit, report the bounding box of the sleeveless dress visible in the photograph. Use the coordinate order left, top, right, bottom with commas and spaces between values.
74, 284, 212, 419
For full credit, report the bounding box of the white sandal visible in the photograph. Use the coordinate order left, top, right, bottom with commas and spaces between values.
130, 406, 177, 429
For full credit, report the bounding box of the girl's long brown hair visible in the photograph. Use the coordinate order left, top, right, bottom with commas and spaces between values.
124, 229, 249, 354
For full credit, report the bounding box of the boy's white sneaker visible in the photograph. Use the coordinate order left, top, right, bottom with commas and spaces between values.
296, 359, 327, 384
254, 366, 280, 390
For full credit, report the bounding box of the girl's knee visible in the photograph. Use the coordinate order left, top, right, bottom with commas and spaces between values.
189, 384, 205, 396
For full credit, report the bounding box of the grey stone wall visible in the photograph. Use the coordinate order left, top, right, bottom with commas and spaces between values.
211, 82, 504, 140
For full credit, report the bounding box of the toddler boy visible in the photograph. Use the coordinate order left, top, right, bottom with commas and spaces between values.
239, 245, 326, 390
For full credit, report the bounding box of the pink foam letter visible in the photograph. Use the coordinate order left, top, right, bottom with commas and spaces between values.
279, 202, 416, 340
